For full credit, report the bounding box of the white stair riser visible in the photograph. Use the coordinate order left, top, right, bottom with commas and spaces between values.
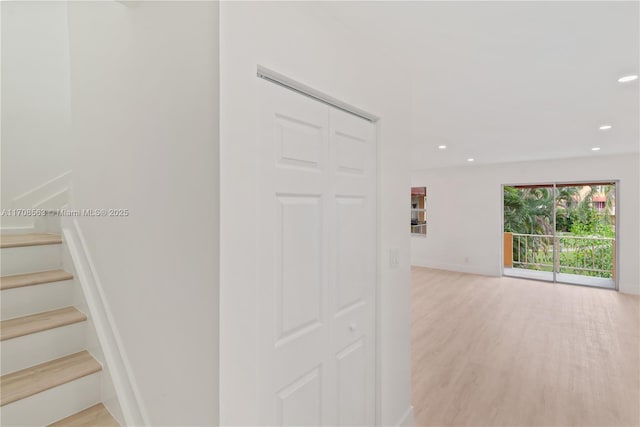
1, 245, 62, 276
1, 281, 74, 320
0, 372, 101, 426
0, 226, 36, 235
1, 323, 86, 375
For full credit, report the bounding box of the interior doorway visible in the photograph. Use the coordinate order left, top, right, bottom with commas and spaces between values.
503, 181, 617, 290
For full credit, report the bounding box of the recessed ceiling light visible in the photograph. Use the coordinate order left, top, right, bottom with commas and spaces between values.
438, 145, 447, 150
618, 75, 638, 83
467, 158, 475, 162
592, 147, 601, 151
599, 125, 612, 130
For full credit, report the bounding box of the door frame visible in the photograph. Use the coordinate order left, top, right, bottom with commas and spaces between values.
257, 66, 383, 425
500, 180, 620, 291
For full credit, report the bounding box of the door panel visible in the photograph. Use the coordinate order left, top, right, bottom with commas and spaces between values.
329, 108, 376, 427
276, 195, 323, 342
259, 81, 376, 426
335, 196, 368, 311
276, 367, 323, 426
336, 340, 367, 426
276, 114, 324, 170
259, 82, 330, 425
503, 184, 555, 282
335, 131, 367, 175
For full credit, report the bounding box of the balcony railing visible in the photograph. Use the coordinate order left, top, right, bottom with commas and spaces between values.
508, 233, 615, 279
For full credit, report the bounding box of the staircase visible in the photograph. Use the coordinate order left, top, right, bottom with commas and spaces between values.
0, 233, 120, 426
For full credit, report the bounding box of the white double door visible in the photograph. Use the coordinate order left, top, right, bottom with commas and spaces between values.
257, 80, 377, 426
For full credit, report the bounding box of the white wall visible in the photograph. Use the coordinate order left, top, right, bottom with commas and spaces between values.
1, 2, 71, 226
67, 2, 219, 425
220, 2, 414, 426
411, 154, 640, 295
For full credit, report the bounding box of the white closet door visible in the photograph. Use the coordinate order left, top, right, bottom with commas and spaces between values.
329, 107, 376, 427
258, 80, 376, 426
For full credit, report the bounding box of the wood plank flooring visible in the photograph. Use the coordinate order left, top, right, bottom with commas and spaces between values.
411, 267, 640, 427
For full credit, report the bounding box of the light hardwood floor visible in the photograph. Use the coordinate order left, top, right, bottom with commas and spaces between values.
411, 267, 640, 427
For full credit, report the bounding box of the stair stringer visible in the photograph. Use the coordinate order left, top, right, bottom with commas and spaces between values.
62, 217, 148, 426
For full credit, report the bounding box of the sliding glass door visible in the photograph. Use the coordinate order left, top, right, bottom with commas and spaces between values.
503, 182, 616, 289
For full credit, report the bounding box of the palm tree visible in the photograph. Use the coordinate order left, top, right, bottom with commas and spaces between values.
504, 186, 555, 269
556, 186, 579, 210
504, 186, 554, 234
555, 186, 579, 232
503, 186, 525, 233
577, 184, 616, 227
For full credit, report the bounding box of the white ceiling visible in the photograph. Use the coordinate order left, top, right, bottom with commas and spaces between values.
320, 1, 640, 170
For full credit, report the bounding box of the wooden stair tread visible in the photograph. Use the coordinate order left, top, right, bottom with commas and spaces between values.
0, 269, 74, 290
1, 307, 86, 341
0, 233, 62, 248
48, 403, 119, 427
0, 351, 102, 406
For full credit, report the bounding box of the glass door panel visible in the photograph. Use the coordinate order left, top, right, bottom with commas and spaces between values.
503, 184, 555, 282
555, 182, 616, 289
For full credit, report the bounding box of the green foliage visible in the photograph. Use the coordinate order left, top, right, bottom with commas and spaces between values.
503, 187, 553, 235
570, 208, 614, 237
555, 207, 574, 232
503, 186, 525, 233
504, 185, 615, 278
558, 241, 613, 278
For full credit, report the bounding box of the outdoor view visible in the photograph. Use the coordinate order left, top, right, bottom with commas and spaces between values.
503, 182, 616, 288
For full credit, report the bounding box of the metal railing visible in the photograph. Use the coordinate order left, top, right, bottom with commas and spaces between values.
512, 233, 615, 278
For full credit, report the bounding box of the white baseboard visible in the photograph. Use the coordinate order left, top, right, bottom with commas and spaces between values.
415, 262, 640, 295
62, 218, 148, 426
395, 405, 414, 427
619, 282, 640, 295
411, 260, 500, 277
